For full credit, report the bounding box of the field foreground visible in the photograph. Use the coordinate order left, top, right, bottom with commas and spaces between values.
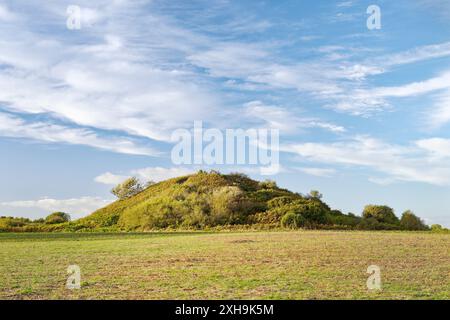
0, 231, 449, 299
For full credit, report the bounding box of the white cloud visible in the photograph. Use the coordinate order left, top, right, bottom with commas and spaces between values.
0, 4, 15, 21
368, 177, 397, 186
428, 89, 450, 128
188, 44, 270, 79
95, 167, 195, 185
415, 138, 450, 158
188, 43, 345, 95
132, 167, 195, 182
310, 121, 346, 133
0, 112, 158, 156
314, 43, 450, 116
243, 101, 346, 134
187, 37, 450, 120
0, 1, 221, 144
329, 71, 450, 116
0, 197, 113, 219
337, 42, 450, 81
94, 172, 129, 185
373, 72, 450, 98
380, 42, 450, 68
284, 136, 450, 185
1, 1, 449, 142
337, 1, 353, 8
296, 167, 336, 178
94, 165, 289, 186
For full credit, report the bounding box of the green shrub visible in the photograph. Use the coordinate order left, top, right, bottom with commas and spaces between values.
210, 186, 257, 225
326, 213, 361, 227
45, 212, 71, 224
362, 205, 399, 225
281, 212, 304, 228
267, 196, 295, 209
357, 217, 398, 230
111, 177, 143, 200
308, 190, 323, 199
400, 210, 428, 230
292, 203, 327, 228
259, 180, 278, 189
431, 224, 450, 233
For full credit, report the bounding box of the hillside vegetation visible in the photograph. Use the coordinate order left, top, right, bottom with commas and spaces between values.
0, 171, 444, 232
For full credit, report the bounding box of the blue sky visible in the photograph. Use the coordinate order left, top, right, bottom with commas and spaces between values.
1, 0, 450, 226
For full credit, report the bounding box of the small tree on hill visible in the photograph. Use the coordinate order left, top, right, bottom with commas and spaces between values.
111, 177, 143, 200
308, 190, 323, 200
259, 179, 278, 189
45, 212, 71, 224
362, 205, 399, 225
400, 210, 428, 230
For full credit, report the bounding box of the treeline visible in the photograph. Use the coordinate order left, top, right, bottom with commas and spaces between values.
0, 212, 71, 232
0, 171, 449, 233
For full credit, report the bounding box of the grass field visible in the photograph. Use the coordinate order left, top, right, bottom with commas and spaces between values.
0, 231, 449, 300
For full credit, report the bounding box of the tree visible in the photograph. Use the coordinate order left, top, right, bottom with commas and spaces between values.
430, 224, 449, 233
362, 205, 399, 225
210, 186, 245, 225
111, 177, 143, 200
309, 190, 323, 200
400, 210, 428, 230
278, 200, 328, 229
431, 224, 443, 232
281, 212, 305, 229
259, 179, 277, 189
45, 212, 71, 224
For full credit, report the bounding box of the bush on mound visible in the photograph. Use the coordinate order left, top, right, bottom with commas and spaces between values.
45, 212, 71, 224
400, 210, 429, 231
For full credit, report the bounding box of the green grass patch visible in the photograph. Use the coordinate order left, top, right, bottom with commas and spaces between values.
0, 230, 448, 299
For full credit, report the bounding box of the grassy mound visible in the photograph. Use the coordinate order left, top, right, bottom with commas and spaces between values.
79, 171, 303, 231
1, 171, 437, 232
74, 171, 377, 231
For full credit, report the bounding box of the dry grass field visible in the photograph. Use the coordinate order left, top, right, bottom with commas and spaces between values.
0, 231, 449, 299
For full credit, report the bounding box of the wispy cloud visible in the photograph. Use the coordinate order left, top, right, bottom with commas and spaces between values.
1, 0, 448, 143
0, 197, 113, 219
380, 42, 450, 68
284, 136, 450, 186
0, 3, 16, 21
94, 172, 129, 186
296, 167, 337, 178
0, 112, 158, 156
95, 167, 195, 185
0, 1, 221, 144
427, 89, 450, 128
329, 70, 450, 117
337, 1, 354, 8
243, 101, 346, 134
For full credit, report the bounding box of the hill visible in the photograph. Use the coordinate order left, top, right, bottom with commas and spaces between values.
1, 171, 437, 232
79, 170, 305, 230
